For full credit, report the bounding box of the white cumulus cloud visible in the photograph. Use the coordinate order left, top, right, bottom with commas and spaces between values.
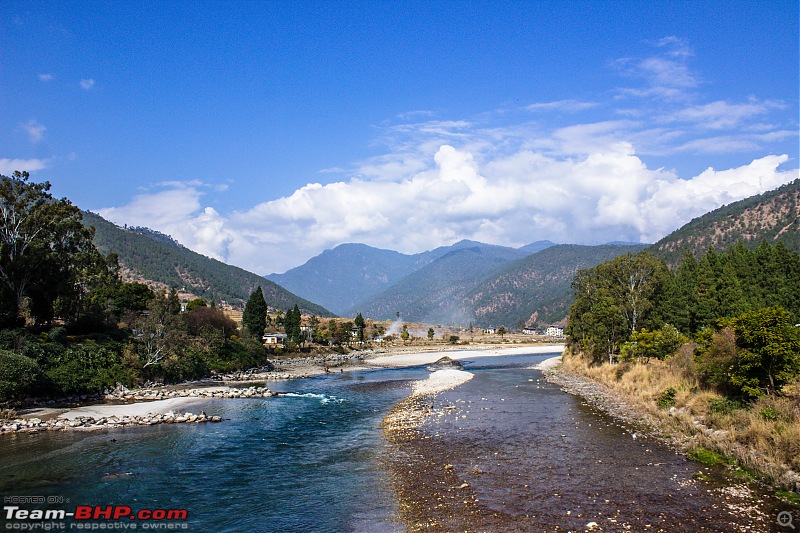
80, 78, 95, 90
0, 158, 48, 174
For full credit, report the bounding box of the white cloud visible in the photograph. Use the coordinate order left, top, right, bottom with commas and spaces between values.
527, 100, 598, 113
80, 78, 95, 90
95, 37, 798, 275
38, 74, 54, 82
97, 144, 798, 275
0, 158, 48, 174
20, 119, 46, 143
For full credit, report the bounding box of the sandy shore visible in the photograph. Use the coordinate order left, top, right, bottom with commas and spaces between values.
364, 344, 564, 368
58, 396, 210, 420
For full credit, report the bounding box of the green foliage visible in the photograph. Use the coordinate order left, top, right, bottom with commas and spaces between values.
708, 397, 742, 414
688, 447, 730, 466
759, 405, 779, 421
242, 287, 267, 339
696, 307, 800, 399
83, 211, 333, 316
0, 172, 97, 326
284, 304, 303, 346
657, 387, 677, 408
448, 335, 460, 344
185, 298, 208, 313
567, 253, 668, 363
354, 313, 366, 342
427, 327, 435, 340
621, 324, 688, 362
0, 350, 43, 400
652, 179, 800, 266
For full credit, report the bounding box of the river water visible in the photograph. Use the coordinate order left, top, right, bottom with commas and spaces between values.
1, 351, 796, 532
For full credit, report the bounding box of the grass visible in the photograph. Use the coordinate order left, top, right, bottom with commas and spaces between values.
559, 347, 800, 492
688, 447, 730, 466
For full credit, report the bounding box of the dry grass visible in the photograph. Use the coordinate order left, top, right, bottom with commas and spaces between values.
561, 349, 800, 491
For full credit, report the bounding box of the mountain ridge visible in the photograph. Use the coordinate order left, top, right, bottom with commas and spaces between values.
82, 211, 334, 316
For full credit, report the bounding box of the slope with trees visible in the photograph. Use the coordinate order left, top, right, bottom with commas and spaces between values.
651, 178, 800, 265
0, 173, 276, 402
83, 211, 333, 316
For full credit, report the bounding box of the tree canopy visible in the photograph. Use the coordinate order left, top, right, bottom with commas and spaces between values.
0, 171, 97, 326
242, 286, 267, 339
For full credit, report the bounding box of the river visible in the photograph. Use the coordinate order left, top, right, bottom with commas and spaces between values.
1, 350, 796, 532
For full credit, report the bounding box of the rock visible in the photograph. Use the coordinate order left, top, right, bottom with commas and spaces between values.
426, 356, 464, 371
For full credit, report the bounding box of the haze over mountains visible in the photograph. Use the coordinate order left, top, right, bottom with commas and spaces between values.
266, 239, 646, 327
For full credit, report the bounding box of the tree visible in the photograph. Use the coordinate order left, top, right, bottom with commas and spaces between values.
284, 304, 303, 345
185, 298, 208, 313
354, 313, 366, 343
242, 287, 267, 339
497, 326, 507, 339
400, 324, 410, 344
136, 291, 186, 368
0, 171, 97, 326
427, 327, 435, 341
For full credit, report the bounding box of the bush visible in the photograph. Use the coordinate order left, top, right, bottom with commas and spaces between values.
657, 387, 677, 408
0, 350, 43, 400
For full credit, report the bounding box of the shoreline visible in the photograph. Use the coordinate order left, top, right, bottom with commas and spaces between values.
6, 343, 563, 431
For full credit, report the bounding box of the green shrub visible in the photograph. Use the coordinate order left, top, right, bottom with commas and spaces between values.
759, 405, 780, 421
657, 387, 677, 408
708, 397, 742, 414
0, 350, 43, 400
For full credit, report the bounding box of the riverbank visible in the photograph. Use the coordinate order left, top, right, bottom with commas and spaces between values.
544, 350, 800, 499
381, 349, 788, 532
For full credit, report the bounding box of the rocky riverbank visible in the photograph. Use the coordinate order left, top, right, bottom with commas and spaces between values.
1, 410, 222, 434
103, 384, 277, 401
543, 357, 800, 497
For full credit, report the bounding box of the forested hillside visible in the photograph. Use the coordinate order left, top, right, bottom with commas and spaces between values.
350, 244, 527, 324
652, 179, 800, 265
83, 211, 333, 316
464, 243, 647, 328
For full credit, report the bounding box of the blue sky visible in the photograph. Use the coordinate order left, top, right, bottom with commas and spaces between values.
2, 0, 798, 274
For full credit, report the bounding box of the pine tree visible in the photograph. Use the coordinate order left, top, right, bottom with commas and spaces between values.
243, 287, 267, 339
354, 313, 366, 342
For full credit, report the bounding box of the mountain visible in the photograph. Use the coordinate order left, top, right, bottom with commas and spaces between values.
266, 239, 529, 316
463, 244, 648, 328
518, 240, 556, 254
348, 243, 530, 323
266, 243, 420, 316
82, 211, 334, 316
651, 178, 800, 265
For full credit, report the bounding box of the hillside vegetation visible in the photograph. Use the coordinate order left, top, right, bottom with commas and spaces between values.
652, 178, 800, 265
350, 244, 528, 324
83, 211, 333, 316
465, 244, 647, 328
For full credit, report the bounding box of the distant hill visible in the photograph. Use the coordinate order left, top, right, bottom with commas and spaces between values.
266, 243, 419, 316
518, 240, 556, 254
266, 239, 529, 316
348, 243, 529, 323
651, 179, 800, 265
83, 211, 334, 316
463, 244, 648, 328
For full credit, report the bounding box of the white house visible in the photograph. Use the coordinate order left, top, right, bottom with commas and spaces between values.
546, 325, 564, 337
